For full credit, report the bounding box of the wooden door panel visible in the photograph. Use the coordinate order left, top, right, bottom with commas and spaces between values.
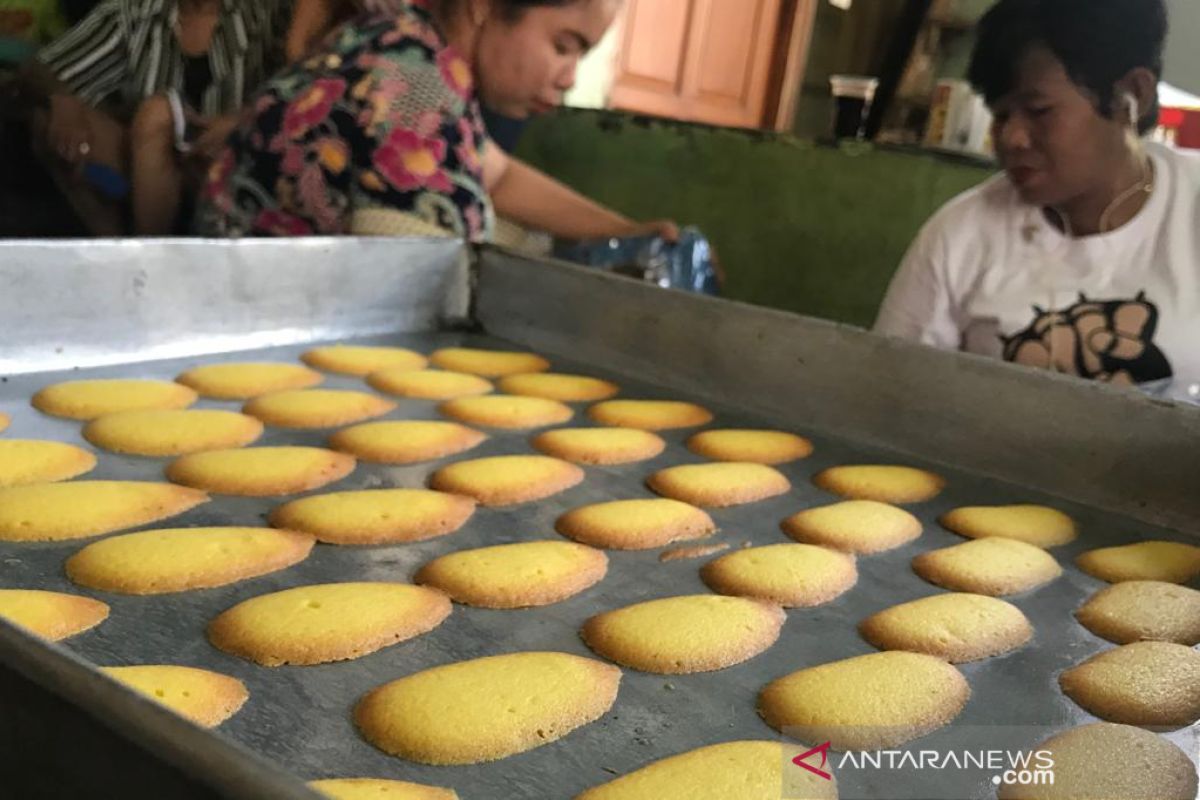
614, 0, 693, 94
686, 0, 784, 127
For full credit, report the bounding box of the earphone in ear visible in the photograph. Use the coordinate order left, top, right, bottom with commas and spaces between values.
1124, 92, 1140, 127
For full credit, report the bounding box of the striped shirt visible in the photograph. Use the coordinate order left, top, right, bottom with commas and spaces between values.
37, 0, 291, 118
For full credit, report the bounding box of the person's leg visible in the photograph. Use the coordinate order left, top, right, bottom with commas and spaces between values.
129, 94, 184, 235
29, 103, 128, 236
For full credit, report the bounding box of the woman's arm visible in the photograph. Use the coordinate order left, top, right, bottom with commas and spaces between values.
483, 141, 677, 241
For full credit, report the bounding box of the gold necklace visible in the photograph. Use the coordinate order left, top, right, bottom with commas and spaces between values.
1050, 153, 1155, 237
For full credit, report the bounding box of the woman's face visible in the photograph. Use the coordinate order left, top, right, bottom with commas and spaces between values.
990, 47, 1129, 208
474, 0, 620, 118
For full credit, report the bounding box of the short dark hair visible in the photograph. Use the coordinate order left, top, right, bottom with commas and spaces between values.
968, 0, 1168, 133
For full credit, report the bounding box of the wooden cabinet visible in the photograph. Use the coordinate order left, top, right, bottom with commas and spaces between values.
609, 0, 816, 130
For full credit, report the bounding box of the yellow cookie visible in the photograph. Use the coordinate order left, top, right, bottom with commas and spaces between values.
429, 347, 551, 378
176, 362, 324, 400
1076, 581, 1200, 646
0, 412, 8, 433
367, 369, 494, 400
497, 373, 619, 403
581, 594, 785, 674
859, 592, 1033, 663
330, 421, 486, 465
301, 345, 428, 376
166, 446, 355, 496
940, 504, 1078, 548
912, 536, 1063, 597
429, 455, 583, 507
415, 541, 607, 609
0, 589, 109, 641
574, 741, 838, 800
813, 465, 946, 504
1059, 642, 1200, 727
67, 527, 315, 595
311, 779, 458, 800
1076, 540, 1200, 584
355, 651, 620, 765
996, 723, 1198, 800
555, 499, 716, 550
587, 400, 713, 431
0, 440, 96, 487
781, 500, 923, 555
758, 651, 969, 751
701, 544, 857, 608
647, 463, 790, 508
101, 665, 247, 728
438, 395, 573, 430
686, 430, 813, 465
0, 481, 208, 543
244, 389, 396, 429
32, 379, 197, 421
532, 428, 665, 466
208, 582, 451, 667
270, 488, 475, 546
84, 409, 264, 457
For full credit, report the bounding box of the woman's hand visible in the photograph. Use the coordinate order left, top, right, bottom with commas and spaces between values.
47, 93, 93, 165
620, 219, 680, 242
189, 113, 240, 161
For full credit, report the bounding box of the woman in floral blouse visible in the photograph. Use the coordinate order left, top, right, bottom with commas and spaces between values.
198, 0, 672, 241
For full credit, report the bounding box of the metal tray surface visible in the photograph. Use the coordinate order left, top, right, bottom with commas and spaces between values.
2, 331, 1197, 800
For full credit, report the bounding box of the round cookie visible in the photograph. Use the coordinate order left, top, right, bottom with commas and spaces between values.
574, 740, 839, 800
438, 395, 573, 430
32, 379, 197, 421
1075, 581, 1200, 645
84, 409, 264, 457
532, 427, 665, 466
367, 369, 493, 400
429, 455, 583, 507
0, 481, 208, 543
940, 504, 1078, 548
166, 446, 355, 496
176, 362, 323, 400
647, 463, 790, 508
101, 665, 247, 728
244, 389, 396, 429
0, 589, 109, 641
912, 536, 1063, 597
581, 594, 785, 674
330, 421, 486, 465
355, 651, 620, 765
497, 373, 619, 403
415, 541, 607, 609
1076, 540, 1200, 584
67, 527, 315, 595
686, 430, 813, 465
813, 465, 946, 504
758, 651, 969, 751
701, 544, 857, 608
995, 722, 1198, 800
429, 347, 551, 378
301, 345, 427, 377
555, 499, 717, 551
311, 779, 459, 800
1059, 642, 1200, 728
781, 500, 922, 555
208, 582, 451, 667
0, 440, 96, 487
270, 488, 475, 546
587, 400, 713, 431
859, 592, 1033, 663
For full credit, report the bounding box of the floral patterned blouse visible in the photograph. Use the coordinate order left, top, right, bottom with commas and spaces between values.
197, 0, 493, 240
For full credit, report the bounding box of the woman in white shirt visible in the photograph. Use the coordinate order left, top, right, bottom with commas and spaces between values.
876, 0, 1200, 401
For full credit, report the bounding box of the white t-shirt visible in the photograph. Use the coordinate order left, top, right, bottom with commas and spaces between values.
875, 142, 1200, 402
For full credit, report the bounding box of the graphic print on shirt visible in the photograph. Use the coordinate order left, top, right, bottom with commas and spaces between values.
1001, 292, 1174, 385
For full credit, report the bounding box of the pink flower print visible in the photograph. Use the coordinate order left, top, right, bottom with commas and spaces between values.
281, 144, 306, 176
373, 129, 453, 193
253, 209, 313, 236
437, 49, 474, 101
282, 78, 346, 140
298, 163, 340, 233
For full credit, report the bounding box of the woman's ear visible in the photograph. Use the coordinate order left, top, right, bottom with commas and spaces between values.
1113, 67, 1158, 130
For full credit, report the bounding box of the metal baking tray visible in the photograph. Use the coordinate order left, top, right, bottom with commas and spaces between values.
1, 239, 1197, 800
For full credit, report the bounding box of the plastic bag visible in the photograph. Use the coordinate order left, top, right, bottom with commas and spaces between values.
553, 226, 721, 295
